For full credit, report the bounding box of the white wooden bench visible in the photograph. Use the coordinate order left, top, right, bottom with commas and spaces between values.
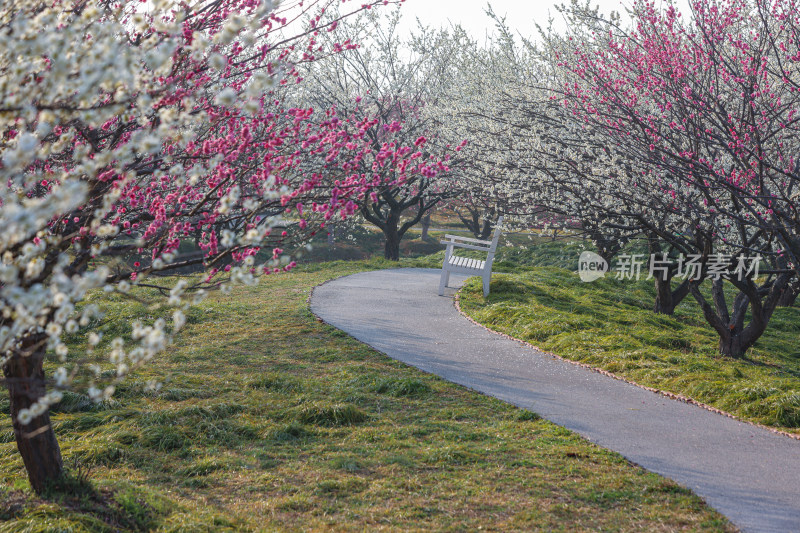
439, 217, 503, 297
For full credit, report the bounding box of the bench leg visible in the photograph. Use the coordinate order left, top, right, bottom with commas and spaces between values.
482, 272, 491, 297
439, 269, 450, 296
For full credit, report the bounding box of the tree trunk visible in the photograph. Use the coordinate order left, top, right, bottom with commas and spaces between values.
777, 282, 799, 308
420, 212, 431, 241
718, 331, 748, 359
595, 247, 616, 266
653, 277, 690, 315
383, 216, 401, 261
4, 334, 64, 494
653, 276, 676, 314
716, 316, 768, 358
360, 189, 437, 261
589, 229, 625, 265
647, 240, 690, 315
689, 275, 788, 358
460, 209, 481, 238
458, 208, 495, 239
478, 218, 492, 240
384, 232, 400, 260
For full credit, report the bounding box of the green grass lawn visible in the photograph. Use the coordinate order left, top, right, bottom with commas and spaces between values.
0, 259, 732, 532
459, 267, 800, 434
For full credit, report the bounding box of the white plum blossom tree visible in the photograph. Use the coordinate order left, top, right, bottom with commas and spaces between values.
294, 6, 465, 259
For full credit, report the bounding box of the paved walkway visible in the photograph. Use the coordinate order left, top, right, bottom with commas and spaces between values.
310, 268, 800, 533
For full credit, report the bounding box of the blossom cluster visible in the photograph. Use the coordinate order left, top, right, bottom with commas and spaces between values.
0, 0, 411, 429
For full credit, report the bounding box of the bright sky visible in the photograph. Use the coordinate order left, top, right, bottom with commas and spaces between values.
394, 0, 691, 40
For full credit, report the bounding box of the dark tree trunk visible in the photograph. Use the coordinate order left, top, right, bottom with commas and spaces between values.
647, 239, 690, 315
420, 212, 431, 241
4, 334, 64, 494
653, 276, 676, 314
717, 331, 749, 359
586, 226, 627, 265
384, 232, 400, 260
595, 247, 616, 266
383, 214, 401, 260
653, 276, 690, 315
458, 207, 495, 240
359, 184, 440, 262
777, 281, 799, 308
689, 275, 788, 358
477, 218, 492, 240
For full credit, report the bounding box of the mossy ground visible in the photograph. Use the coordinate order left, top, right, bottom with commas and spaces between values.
0, 258, 732, 531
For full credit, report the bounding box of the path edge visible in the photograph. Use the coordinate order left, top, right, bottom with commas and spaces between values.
306, 266, 800, 443
453, 287, 800, 443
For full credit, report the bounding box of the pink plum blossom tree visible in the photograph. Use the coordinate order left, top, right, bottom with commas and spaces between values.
553, 0, 799, 355
0, 0, 422, 492
296, 7, 463, 259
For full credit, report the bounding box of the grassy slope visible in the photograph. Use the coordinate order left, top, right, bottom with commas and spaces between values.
0, 259, 732, 531
459, 265, 800, 434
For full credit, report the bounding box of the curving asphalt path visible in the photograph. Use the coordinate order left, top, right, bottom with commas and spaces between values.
310, 268, 800, 533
